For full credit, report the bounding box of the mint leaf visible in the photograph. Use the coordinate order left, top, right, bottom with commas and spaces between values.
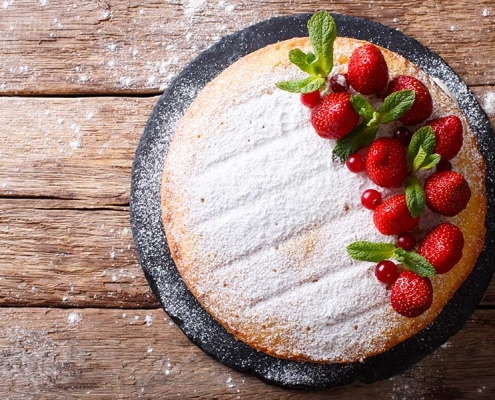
420, 153, 441, 170
348, 240, 436, 278
347, 241, 396, 262
399, 251, 436, 277
405, 176, 426, 218
412, 145, 428, 173
308, 10, 336, 76
333, 123, 378, 161
288, 48, 315, 75
378, 90, 416, 124
275, 75, 326, 93
407, 126, 437, 171
350, 95, 374, 120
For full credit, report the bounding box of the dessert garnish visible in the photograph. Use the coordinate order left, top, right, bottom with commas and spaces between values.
275, 10, 471, 318
390, 271, 433, 318
275, 10, 336, 94
365, 137, 409, 188
427, 115, 463, 160
332, 90, 416, 161
310, 92, 359, 139
404, 126, 441, 217
347, 240, 436, 278
424, 171, 472, 216
361, 189, 382, 210
347, 43, 389, 95
372, 194, 419, 235
417, 223, 464, 274
386, 75, 433, 125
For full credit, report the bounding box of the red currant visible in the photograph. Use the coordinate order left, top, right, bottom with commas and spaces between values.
346, 153, 366, 173
436, 159, 452, 172
375, 260, 398, 285
300, 90, 320, 108
397, 232, 415, 251
329, 73, 349, 92
361, 189, 382, 210
393, 126, 412, 146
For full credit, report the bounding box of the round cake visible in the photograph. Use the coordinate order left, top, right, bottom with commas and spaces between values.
161, 30, 486, 363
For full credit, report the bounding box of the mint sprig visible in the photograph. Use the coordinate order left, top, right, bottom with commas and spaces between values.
333, 123, 378, 161
378, 90, 416, 124
404, 126, 441, 217
347, 241, 436, 277
275, 10, 336, 93
332, 90, 415, 161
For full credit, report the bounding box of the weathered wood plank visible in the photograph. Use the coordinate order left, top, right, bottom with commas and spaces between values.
0, 96, 157, 205
0, 199, 158, 308
1, 307, 494, 399
0, 1, 494, 96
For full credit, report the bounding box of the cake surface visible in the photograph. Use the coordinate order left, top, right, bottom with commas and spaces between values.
161, 36, 486, 363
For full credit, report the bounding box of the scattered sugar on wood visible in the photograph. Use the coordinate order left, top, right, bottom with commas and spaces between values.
67, 312, 82, 326
482, 92, 495, 115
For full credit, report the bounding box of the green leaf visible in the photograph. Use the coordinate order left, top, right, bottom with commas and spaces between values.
419, 153, 441, 171
275, 75, 325, 94
288, 48, 315, 75
347, 241, 396, 262
405, 176, 426, 218
398, 251, 436, 277
306, 52, 316, 65
350, 95, 374, 120
307, 10, 336, 76
333, 123, 379, 161
378, 90, 416, 124
407, 126, 437, 171
368, 111, 380, 127
412, 145, 428, 173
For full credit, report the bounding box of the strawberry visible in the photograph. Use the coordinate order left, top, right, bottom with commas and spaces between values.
373, 194, 420, 235
390, 270, 433, 318
418, 223, 464, 274
310, 92, 359, 139
365, 137, 409, 187
386, 75, 433, 126
424, 171, 471, 216
347, 43, 389, 95
427, 115, 463, 160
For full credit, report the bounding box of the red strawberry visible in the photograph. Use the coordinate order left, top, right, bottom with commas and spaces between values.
386, 75, 433, 126
424, 171, 471, 216
373, 194, 420, 235
310, 92, 359, 139
390, 270, 433, 318
366, 137, 409, 187
418, 223, 464, 274
347, 43, 389, 95
427, 115, 463, 160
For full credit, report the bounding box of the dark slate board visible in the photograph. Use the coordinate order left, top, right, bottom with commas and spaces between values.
130, 13, 495, 389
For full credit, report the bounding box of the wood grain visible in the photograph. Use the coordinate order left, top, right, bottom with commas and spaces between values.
0, 307, 494, 399
0, 199, 158, 308
0, 0, 494, 96
0, 96, 156, 205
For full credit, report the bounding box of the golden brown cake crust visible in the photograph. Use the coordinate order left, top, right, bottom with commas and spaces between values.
161, 37, 486, 363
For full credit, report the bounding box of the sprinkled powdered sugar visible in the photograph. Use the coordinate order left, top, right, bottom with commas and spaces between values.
131, 15, 494, 387
161, 38, 486, 363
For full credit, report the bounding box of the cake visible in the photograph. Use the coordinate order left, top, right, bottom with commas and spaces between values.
160, 12, 486, 364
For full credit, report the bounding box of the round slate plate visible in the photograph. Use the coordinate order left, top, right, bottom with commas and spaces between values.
130, 13, 495, 389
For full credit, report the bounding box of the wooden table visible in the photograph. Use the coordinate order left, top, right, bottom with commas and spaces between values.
1, 1, 494, 398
